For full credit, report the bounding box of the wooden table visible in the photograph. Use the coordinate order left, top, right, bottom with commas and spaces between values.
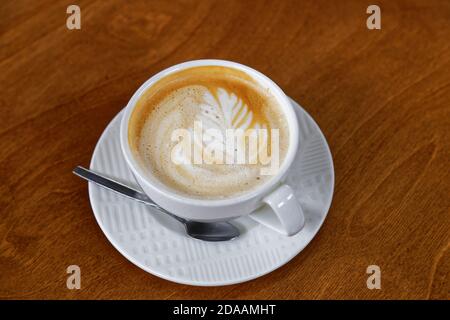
1, 0, 448, 300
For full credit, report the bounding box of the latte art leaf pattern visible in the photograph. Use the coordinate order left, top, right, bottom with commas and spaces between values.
191, 87, 268, 163
198, 88, 254, 131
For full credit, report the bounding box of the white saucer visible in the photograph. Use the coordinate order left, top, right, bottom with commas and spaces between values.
88, 98, 334, 286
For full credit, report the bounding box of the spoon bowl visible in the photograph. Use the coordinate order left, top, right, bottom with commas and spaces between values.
184, 221, 240, 242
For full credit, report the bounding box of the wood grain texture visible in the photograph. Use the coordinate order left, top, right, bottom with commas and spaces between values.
0, 0, 449, 299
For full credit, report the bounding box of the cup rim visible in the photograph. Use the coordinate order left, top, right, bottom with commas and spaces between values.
120, 59, 299, 207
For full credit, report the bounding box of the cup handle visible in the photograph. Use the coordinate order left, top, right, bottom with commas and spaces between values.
249, 184, 305, 236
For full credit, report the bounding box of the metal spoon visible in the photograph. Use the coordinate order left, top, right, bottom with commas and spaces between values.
73, 166, 240, 242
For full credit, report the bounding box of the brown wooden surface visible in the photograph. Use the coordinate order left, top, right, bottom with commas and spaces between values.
0, 0, 449, 300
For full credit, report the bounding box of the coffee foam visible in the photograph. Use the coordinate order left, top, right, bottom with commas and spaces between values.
129, 66, 289, 199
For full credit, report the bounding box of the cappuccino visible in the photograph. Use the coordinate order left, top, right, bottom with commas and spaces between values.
128, 66, 289, 199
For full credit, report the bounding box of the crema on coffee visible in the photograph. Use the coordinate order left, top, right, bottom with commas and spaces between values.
128, 66, 289, 199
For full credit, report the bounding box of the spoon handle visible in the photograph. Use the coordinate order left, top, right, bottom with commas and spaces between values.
72, 166, 184, 223
73, 166, 152, 203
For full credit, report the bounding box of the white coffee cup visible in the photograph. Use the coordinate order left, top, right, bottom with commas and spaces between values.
120, 60, 304, 236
